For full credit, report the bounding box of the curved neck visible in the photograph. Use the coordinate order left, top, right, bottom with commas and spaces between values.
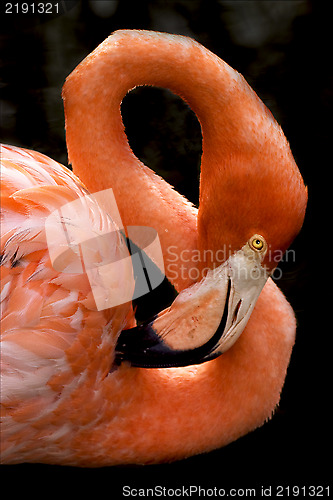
63, 30, 305, 288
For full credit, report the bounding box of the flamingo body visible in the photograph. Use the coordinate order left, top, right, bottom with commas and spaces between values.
0, 30, 307, 466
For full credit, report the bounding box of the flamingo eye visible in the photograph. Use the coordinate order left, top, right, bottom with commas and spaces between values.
249, 235, 266, 251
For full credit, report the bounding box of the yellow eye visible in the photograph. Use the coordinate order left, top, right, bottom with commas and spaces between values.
252, 238, 264, 250
249, 235, 266, 251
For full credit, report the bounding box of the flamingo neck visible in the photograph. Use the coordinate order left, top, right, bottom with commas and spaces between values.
63, 30, 306, 285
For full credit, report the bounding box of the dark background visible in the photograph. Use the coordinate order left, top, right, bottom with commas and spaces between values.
1, 0, 331, 493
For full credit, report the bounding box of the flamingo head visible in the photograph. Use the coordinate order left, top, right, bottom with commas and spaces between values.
115, 146, 307, 368
115, 233, 271, 368
198, 128, 308, 274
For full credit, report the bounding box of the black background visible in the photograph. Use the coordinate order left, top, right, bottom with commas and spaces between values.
1, 0, 331, 494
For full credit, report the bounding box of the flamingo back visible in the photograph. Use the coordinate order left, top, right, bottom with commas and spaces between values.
0, 145, 134, 463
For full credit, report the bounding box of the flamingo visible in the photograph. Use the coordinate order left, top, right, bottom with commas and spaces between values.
0, 30, 307, 466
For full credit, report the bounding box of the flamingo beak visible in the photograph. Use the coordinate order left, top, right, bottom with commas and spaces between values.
115, 235, 270, 369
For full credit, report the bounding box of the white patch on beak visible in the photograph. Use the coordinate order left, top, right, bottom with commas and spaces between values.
211, 237, 269, 354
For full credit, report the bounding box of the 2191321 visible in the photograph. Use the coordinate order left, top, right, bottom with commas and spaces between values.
274, 485, 330, 497
5, 2, 59, 14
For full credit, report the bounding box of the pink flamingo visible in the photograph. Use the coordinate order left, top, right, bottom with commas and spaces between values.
0, 30, 307, 466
